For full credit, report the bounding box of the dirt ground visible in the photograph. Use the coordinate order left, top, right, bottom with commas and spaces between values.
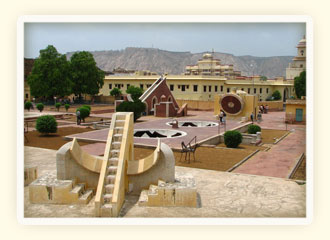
261, 129, 289, 144
61, 115, 109, 123
24, 127, 94, 150
215, 143, 268, 151
291, 156, 306, 181
42, 104, 114, 113
134, 146, 256, 172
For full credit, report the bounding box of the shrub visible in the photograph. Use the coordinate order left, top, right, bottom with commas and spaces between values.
76, 107, 90, 122
224, 130, 242, 148
64, 104, 70, 112
116, 100, 146, 122
82, 105, 91, 111
272, 90, 282, 100
36, 115, 57, 135
55, 102, 61, 111
24, 101, 33, 111
36, 103, 44, 112
248, 124, 261, 134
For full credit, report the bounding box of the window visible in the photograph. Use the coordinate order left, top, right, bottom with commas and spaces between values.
209, 86, 212, 92
127, 84, 130, 89
260, 88, 262, 94
25, 93, 28, 99
248, 88, 250, 94
170, 84, 174, 91
182, 85, 186, 92
220, 86, 223, 92
203, 86, 207, 92
140, 84, 144, 90
266, 88, 269, 94
178, 85, 181, 89
241, 88, 244, 91
109, 83, 112, 89
254, 88, 256, 94
146, 84, 151, 88
300, 64, 303, 68
193, 85, 198, 92
115, 84, 121, 89
227, 88, 230, 93
215, 86, 218, 92
187, 85, 189, 89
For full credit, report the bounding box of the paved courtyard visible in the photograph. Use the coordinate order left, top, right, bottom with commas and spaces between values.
24, 146, 306, 218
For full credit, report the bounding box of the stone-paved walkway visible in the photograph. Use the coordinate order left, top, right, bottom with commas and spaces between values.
234, 112, 306, 178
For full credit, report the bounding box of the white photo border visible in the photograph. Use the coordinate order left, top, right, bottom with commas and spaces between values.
17, 15, 313, 225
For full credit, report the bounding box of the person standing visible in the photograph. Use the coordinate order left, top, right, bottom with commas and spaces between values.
219, 110, 224, 125
250, 112, 254, 122
76, 110, 81, 125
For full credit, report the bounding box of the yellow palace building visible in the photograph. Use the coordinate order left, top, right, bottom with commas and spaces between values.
101, 37, 306, 105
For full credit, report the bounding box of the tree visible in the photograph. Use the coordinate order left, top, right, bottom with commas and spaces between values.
55, 102, 61, 111
64, 104, 70, 112
24, 101, 33, 111
110, 88, 122, 99
260, 76, 267, 81
27, 45, 72, 99
70, 51, 105, 101
76, 107, 90, 122
126, 86, 144, 101
294, 71, 306, 99
36, 103, 44, 112
272, 90, 282, 100
116, 100, 146, 122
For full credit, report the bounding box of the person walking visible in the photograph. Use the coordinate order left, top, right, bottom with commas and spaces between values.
250, 112, 254, 122
76, 110, 81, 125
257, 111, 262, 123
223, 111, 227, 125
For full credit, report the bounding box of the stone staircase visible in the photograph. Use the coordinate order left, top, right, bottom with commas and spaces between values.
95, 113, 132, 217
138, 176, 197, 208
29, 173, 94, 204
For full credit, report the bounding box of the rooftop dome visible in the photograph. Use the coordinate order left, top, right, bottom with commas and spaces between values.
203, 53, 213, 59
297, 36, 306, 47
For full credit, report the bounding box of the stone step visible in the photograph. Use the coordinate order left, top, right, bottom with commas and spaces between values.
115, 120, 126, 127
103, 193, 113, 203
107, 166, 118, 175
109, 157, 119, 166
113, 134, 123, 141
138, 190, 149, 206
114, 127, 124, 134
148, 184, 159, 195
70, 183, 85, 196
106, 175, 116, 184
110, 149, 120, 158
105, 184, 114, 193
78, 189, 93, 204
101, 203, 113, 217
111, 141, 121, 149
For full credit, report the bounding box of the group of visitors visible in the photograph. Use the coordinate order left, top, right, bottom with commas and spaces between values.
250, 104, 269, 123
219, 110, 227, 125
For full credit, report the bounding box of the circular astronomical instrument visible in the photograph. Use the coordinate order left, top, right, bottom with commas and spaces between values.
220, 94, 244, 115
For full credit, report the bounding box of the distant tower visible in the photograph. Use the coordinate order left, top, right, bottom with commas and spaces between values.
285, 36, 306, 80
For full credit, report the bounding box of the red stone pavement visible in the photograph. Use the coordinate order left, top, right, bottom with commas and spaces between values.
67, 111, 244, 150
233, 111, 306, 178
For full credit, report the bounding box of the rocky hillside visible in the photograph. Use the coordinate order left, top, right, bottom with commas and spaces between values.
66, 47, 293, 78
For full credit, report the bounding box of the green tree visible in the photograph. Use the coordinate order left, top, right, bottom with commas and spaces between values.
27, 45, 72, 99
64, 104, 70, 112
55, 102, 61, 111
272, 90, 282, 100
116, 100, 146, 122
126, 86, 144, 101
294, 71, 306, 99
76, 107, 90, 122
70, 51, 105, 101
260, 76, 267, 81
110, 88, 122, 98
36, 103, 44, 112
24, 101, 33, 111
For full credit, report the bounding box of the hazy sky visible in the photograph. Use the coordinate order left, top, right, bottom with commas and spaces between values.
24, 22, 306, 58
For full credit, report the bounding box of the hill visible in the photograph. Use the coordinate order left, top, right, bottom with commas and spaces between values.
66, 47, 293, 78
